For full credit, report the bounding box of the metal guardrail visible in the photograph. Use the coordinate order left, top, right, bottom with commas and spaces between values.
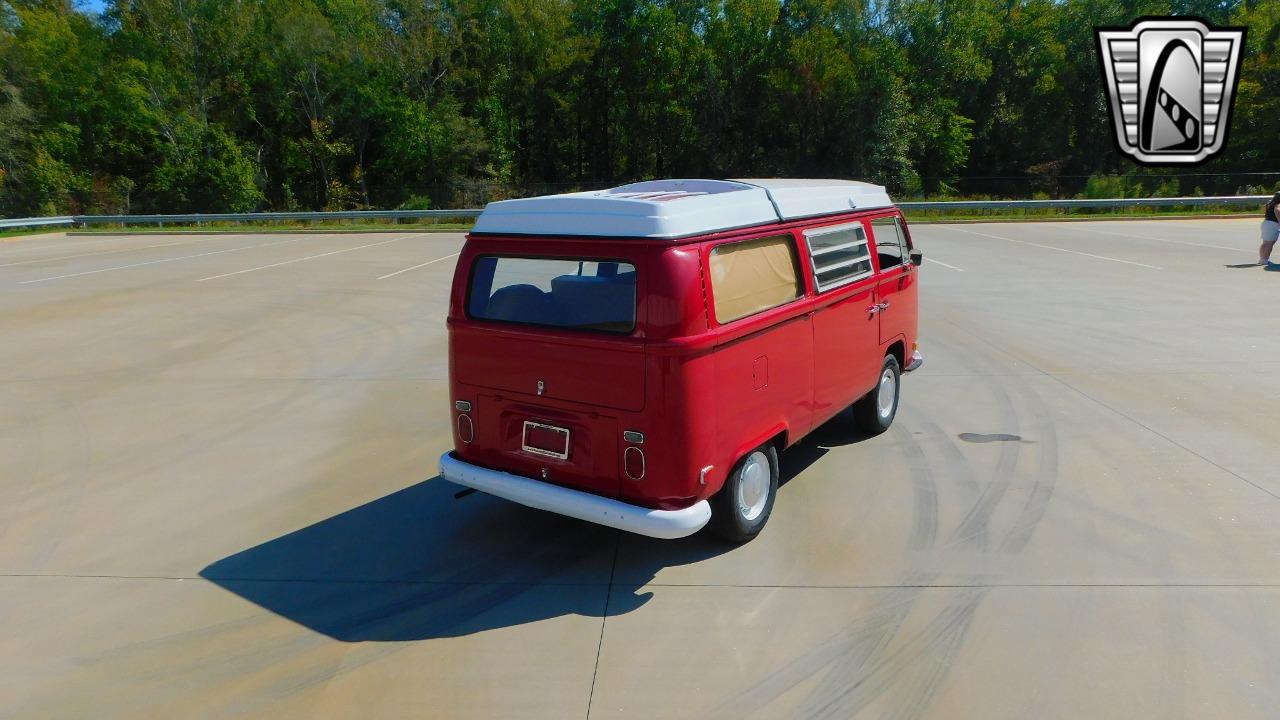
1, 195, 1272, 230
0, 209, 477, 230
896, 194, 1272, 211
79, 209, 481, 225
0, 215, 76, 229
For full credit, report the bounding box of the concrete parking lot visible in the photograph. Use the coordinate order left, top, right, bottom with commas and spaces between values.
2, 218, 1279, 719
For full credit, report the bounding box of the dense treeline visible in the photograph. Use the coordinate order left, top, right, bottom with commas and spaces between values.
0, 0, 1277, 215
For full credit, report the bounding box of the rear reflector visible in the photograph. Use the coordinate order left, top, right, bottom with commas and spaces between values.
624, 446, 646, 480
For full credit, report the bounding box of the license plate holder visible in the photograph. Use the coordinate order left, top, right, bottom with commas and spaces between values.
522, 421, 570, 460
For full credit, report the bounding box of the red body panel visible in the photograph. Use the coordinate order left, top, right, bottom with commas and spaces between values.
447, 210, 919, 510
453, 326, 646, 411
810, 278, 881, 426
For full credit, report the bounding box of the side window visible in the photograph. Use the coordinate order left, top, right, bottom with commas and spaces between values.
708, 234, 803, 323
871, 216, 907, 270
803, 223, 873, 291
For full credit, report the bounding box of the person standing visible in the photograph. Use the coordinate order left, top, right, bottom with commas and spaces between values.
1261, 192, 1280, 265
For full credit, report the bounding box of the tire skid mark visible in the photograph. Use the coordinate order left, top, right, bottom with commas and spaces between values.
709, 578, 937, 720
718, 314, 1064, 719
943, 377, 1021, 551
999, 383, 1059, 554
840, 336, 1059, 718
791, 423, 943, 715
804, 588, 987, 720
710, 417, 943, 718
895, 424, 940, 552
883, 592, 984, 720
914, 419, 981, 501
793, 378, 1014, 716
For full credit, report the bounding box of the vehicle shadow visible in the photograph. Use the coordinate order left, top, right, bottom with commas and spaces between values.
199, 477, 728, 642
200, 415, 872, 643
779, 408, 879, 487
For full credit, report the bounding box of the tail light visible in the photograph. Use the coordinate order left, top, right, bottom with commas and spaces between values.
457, 414, 474, 443
624, 446, 646, 480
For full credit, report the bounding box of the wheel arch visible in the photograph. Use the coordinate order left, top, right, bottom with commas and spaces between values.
708, 423, 787, 497
885, 337, 907, 368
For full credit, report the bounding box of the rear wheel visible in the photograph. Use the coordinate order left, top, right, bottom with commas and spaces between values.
710, 443, 779, 543
853, 354, 900, 434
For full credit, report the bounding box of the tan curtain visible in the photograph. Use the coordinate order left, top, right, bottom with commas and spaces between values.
709, 235, 802, 323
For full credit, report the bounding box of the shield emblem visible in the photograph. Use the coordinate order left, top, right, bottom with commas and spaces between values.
1095, 18, 1246, 165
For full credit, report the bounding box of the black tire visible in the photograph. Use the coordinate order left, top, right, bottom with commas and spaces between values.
852, 354, 901, 435
709, 443, 779, 543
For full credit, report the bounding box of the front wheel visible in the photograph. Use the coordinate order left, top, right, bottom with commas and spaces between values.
852, 355, 900, 434
709, 443, 779, 543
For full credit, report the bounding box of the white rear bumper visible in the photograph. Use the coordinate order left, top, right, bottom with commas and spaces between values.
439, 452, 711, 539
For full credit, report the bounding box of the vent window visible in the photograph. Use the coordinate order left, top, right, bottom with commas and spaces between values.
803, 223, 873, 291
871, 216, 908, 270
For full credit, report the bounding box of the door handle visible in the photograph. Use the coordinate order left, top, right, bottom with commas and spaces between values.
866, 302, 889, 315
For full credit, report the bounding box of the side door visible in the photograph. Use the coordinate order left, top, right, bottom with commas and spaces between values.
869, 215, 917, 347
801, 221, 882, 424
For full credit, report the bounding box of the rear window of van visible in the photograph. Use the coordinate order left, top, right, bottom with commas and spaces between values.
468, 256, 637, 333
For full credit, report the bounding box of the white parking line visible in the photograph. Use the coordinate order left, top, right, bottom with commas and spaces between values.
941, 226, 1162, 269
377, 252, 460, 280
1076, 226, 1241, 251
19, 238, 304, 285
0, 237, 215, 268
924, 257, 964, 271
195, 236, 409, 282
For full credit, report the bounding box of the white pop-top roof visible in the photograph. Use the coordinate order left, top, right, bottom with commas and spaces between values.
471, 178, 894, 239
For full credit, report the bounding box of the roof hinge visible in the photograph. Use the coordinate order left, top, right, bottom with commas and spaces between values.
737, 180, 785, 222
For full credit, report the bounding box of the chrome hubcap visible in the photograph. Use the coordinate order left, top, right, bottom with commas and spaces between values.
735, 451, 770, 522
876, 367, 897, 420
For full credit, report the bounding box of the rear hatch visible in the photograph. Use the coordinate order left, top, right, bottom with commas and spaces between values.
454, 331, 645, 411
453, 253, 645, 497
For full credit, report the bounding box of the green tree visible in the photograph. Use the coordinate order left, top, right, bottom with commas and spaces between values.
0, 74, 34, 211
2, 0, 1278, 216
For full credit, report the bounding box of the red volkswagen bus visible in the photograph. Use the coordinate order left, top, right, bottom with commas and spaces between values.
440, 179, 922, 542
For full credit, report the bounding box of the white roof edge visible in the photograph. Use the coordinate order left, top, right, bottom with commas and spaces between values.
732, 179, 894, 221
472, 178, 896, 239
